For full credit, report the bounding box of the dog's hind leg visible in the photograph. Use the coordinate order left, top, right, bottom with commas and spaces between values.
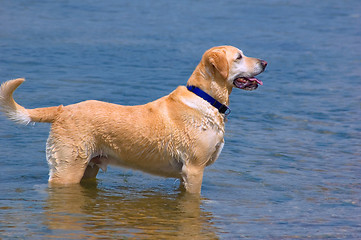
82, 163, 100, 180
82, 155, 112, 180
46, 134, 91, 184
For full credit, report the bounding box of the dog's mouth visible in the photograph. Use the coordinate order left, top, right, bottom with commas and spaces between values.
233, 77, 263, 91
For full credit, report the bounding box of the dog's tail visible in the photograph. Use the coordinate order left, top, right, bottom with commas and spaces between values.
0, 78, 63, 124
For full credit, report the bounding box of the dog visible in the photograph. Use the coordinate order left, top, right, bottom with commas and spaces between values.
0, 46, 267, 193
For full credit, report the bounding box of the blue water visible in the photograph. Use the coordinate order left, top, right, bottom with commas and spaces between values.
1, 0, 360, 239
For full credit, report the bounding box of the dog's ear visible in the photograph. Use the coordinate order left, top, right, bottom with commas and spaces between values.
205, 49, 229, 79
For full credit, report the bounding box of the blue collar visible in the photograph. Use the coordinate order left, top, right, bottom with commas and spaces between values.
187, 85, 231, 115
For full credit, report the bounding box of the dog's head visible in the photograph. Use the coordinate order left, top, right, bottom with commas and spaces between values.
203, 46, 267, 91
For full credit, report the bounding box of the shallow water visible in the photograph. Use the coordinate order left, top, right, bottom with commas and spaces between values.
1, 0, 360, 239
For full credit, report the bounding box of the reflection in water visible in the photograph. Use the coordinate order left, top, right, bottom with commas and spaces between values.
44, 181, 219, 239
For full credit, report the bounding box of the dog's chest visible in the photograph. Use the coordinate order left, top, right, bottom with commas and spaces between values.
182, 112, 225, 165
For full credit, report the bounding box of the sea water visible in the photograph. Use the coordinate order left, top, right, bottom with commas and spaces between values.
0, 0, 360, 239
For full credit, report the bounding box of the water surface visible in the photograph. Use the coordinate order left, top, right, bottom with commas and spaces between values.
1, 0, 360, 239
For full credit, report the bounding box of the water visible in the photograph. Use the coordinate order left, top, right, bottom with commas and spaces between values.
0, 0, 360, 239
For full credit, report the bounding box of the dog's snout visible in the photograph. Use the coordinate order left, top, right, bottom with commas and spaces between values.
260, 60, 267, 69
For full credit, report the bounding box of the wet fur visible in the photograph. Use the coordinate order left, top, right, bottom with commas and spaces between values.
0, 46, 266, 193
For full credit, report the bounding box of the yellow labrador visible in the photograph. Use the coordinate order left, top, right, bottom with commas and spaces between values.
0, 46, 267, 193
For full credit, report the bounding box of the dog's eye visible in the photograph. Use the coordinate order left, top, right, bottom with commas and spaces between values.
236, 54, 242, 60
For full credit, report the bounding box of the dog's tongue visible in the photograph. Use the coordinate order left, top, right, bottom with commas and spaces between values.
248, 77, 263, 85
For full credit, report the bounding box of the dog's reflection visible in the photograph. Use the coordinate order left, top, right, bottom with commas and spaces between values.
43, 181, 219, 239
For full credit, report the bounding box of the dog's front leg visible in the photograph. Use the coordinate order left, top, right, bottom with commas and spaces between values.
181, 165, 204, 194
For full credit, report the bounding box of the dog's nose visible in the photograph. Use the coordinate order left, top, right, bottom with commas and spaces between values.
260, 60, 268, 69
